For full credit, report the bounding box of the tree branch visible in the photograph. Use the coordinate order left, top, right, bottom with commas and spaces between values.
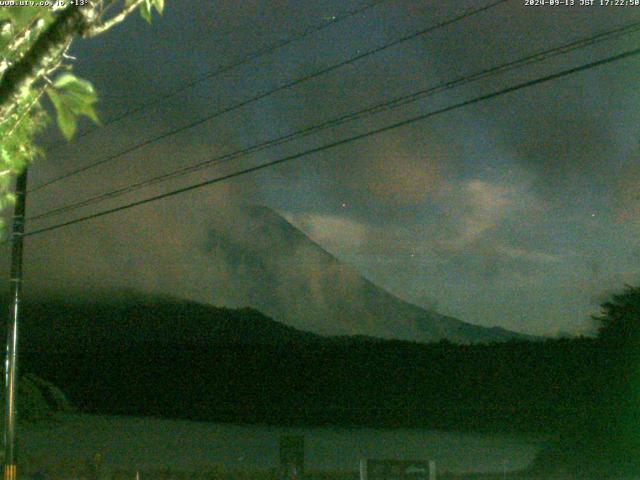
84, 0, 145, 37
5, 85, 47, 138
0, 4, 97, 124
3, 43, 66, 134
0, 15, 48, 76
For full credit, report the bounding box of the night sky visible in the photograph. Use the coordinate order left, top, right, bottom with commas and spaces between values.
3, 0, 640, 337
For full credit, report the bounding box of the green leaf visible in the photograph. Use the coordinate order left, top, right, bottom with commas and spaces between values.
140, 0, 153, 23
0, 192, 15, 211
136, 0, 162, 23
47, 73, 99, 140
47, 90, 76, 140
152, 0, 164, 14
53, 72, 95, 95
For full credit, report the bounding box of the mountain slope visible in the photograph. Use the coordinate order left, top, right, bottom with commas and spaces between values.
201, 206, 526, 343
6, 204, 527, 343
14, 292, 323, 352
11, 295, 584, 431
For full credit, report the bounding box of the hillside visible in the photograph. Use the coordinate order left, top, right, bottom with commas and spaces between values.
1, 293, 598, 433
10, 205, 529, 344
200, 205, 527, 343
15, 292, 323, 352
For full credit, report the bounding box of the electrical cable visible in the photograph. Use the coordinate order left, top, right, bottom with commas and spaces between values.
27, 19, 640, 222
29, 0, 509, 194
23, 46, 640, 239
45, 0, 392, 147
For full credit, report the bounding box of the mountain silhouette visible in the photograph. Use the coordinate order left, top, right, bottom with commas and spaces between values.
4, 204, 528, 343
198, 206, 527, 343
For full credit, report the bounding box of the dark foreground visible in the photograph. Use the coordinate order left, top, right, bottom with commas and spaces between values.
16, 466, 639, 480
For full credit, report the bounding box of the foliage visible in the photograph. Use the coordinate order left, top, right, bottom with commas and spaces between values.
15, 290, 640, 475
0, 373, 72, 421
0, 88, 47, 197
0, 1, 165, 232
528, 285, 640, 477
46, 72, 98, 140
133, 0, 165, 23
23, 372, 73, 413
15, 293, 603, 432
593, 284, 640, 344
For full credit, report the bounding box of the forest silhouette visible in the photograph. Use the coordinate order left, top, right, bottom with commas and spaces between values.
7, 285, 640, 476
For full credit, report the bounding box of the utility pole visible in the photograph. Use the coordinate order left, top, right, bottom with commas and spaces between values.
3, 168, 27, 480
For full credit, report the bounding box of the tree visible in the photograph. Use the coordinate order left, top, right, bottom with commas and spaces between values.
594, 284, 640, 344
529, 285, 640, 477
0, 4, 165, 476
0, 0, 164, 228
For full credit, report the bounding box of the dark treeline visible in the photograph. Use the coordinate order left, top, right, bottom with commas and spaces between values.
10, 285, 640, 475
20, 337, 612, 432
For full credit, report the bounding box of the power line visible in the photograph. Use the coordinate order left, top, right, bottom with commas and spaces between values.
23, 47, 640, 239
45, 0, 391, 148
27, 19, 640, 222
30, 0, 509, 194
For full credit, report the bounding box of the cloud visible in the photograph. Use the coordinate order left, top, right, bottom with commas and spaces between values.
283, 212, 367, 254
391, 177, 565, 282
613, 163, 640, 226
11, 160, 261, 301
353, 136, 444, 206
283, 175, 562, 279
494, 245, 562, 264
579, 269, 640, 307
278, 176, 563, 287
437, 179, 516, 250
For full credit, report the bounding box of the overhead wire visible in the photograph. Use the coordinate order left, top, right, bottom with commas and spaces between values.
26, 19, 640, 222
45, 0, 392, 147
23, 47, 640, 239
29, 0, 509, 194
